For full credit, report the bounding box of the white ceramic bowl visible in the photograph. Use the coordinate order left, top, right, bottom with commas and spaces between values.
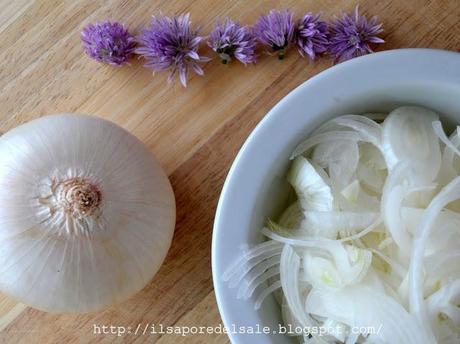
212, 49, 460, 344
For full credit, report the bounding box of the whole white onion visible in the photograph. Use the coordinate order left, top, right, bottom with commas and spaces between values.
0, 114, 176, 313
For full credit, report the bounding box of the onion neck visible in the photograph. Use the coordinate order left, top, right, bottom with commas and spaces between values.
58, 178, 101, 218
36, 175, 104, 236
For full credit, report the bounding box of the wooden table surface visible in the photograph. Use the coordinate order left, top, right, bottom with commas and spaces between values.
0, 0, 459, 343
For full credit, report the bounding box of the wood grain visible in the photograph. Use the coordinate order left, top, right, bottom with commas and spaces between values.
0, 0, 460, 343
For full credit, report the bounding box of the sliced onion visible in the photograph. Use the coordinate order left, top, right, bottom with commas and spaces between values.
339, 215, 383, 242
333, 115, 382, 147
287, 156, 334, 211
238, 265, 280, 300
433, 121, 460, 157
311, 114, 382, 145
409, 176, 460, 341
292, 115, 385, 162
224, 107, 460, 343
312, 140, 353, 169
402, 207, 460, 254
345, 332, 359, 344
370, 248, 406, 279
280, 296, 304, 335
302, 245, 371, 290
322, 318, 348, 342
426, 280, 460, 343
381, 162, 418, 256
261, 228, 357, 274
427, 279, 460, 325
439, 127, 460, 184
301, 210, 378, 239
262, 227, 336, 248
267, 212, 382, 245
302, 253, 344, 289
291, 131, 362, 159
228, 253, 281, 288
312, 140, 360, 190
279, 245, 316, 326
403, 184, 438, 209
254, 280, 282, 309
382, 106, 441, 180
305, 285, 431, 343
222, 240, 282, 282
360, 267, 386, 294
278, 201, 304, 228
356, 143, 387, 193
339, 179, 380, 211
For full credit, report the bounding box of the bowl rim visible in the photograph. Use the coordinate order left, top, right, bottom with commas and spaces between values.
211, 48, 460, 344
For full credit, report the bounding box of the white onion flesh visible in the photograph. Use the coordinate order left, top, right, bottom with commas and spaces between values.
287, 156, 334, 212
225, 106, 460, 343
382, 106, 441, 180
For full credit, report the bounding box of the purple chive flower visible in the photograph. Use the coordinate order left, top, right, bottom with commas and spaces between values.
328, 6, 384, 62
136, 13, 210, 87
208, 19, 257, 65
295, 13, 329, 60
254, 9, 295, 60
81, 21, 135, 66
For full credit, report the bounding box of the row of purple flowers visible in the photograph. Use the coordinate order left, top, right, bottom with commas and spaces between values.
81, 7, 384, 87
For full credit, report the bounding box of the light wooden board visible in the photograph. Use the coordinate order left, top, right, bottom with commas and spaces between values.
0, 0, 460, 343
